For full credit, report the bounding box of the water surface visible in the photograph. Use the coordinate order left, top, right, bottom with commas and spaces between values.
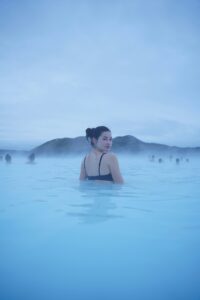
1, 155, 200, 300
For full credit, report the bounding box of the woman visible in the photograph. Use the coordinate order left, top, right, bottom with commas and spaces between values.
79, 126, 124, 184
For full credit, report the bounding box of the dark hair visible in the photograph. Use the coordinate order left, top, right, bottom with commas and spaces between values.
86, 126, 111, 146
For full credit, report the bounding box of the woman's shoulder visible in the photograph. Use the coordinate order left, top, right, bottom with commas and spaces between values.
104, 152, 118, 161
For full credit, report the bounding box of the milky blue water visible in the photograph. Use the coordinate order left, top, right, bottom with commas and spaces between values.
0, 155, 200, 300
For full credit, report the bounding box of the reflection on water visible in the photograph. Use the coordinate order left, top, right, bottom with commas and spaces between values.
67, 182, 124, 224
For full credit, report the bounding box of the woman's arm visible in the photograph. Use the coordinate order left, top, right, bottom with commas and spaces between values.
79, 159, 87, 180
108, 154, 124, 184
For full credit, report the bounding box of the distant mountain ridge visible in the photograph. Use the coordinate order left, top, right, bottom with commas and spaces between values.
0, 135, 200, 156
31, 135, 200, 156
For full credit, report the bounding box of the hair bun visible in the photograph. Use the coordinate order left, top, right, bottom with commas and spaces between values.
86, 128, 95, 140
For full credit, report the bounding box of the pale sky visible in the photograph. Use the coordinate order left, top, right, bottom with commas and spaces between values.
0, 0, 200, 149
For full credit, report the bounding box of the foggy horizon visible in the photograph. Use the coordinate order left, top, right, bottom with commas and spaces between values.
1, 132, 200, 152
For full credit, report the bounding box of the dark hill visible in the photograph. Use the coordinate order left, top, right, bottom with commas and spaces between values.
30, 135, 200, 156
31, 136, 89, 155
1, 135, 199, 157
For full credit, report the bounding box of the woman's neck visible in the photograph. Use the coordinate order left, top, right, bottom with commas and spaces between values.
92, 148, 104, 156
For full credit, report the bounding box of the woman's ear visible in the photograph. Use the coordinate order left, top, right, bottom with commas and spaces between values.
92, 137, 97, 145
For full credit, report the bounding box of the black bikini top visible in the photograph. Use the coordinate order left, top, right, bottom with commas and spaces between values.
84, 153, 113, 182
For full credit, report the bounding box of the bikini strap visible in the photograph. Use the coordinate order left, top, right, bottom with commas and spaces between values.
98, 153, 106, 175
84, 156, 87, 175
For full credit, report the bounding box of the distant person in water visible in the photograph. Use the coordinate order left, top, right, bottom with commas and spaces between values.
79, 126, 124, 184
27, 153, 36, 164
5, 153, 12, 163
150, 155, 155, 162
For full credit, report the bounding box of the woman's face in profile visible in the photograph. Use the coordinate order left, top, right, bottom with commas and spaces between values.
94, 131, 112, 152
